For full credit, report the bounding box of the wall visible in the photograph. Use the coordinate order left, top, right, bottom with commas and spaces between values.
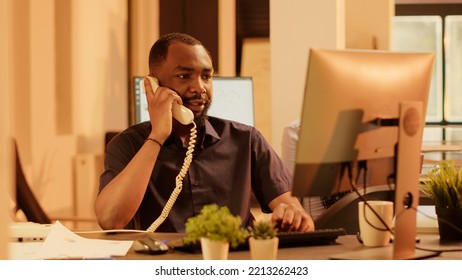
129, 0, 235, 78
270, 0, 346, 154
0, 0, 13, 260
8, 0, 128, 225
270, 0, 394, 155
129, 0, 159, 78
241, 38, 272, 143
8, 0, 234, 228
71, 0, 128, 151
346, 0, 394, 50
397, 0, 462, 3
218, 0, 236, 76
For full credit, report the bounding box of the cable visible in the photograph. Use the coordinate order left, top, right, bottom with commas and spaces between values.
348, 159, 462, 254
146, 122, 197, 232
346, 162, 395, 234
74, 229, 147, 234
411, 205, 462, 236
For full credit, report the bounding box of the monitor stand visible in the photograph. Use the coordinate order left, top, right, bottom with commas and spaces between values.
330, 101, 438, 260
329, 245, 440, 260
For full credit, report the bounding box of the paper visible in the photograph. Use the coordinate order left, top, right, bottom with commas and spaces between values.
38, 221, 133, 259
9, 242, 44, 260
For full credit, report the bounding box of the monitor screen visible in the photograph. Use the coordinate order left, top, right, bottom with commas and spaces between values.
133, 76, 149, 124
292, 48, 434, 197
132, 76, 254, 126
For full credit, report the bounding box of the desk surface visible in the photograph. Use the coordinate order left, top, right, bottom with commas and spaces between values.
78, 232, 462, 260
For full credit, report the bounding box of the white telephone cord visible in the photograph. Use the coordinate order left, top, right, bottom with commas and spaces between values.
146, 122, 197, 232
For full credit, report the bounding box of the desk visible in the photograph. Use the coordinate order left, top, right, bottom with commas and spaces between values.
78, 232, 462, 260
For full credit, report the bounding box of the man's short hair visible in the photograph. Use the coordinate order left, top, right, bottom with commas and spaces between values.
148, 33, 212, 71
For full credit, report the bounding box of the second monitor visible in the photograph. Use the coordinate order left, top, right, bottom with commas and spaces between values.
133, 76, 254, 126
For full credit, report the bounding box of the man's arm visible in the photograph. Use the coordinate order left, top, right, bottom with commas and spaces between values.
94, 141, 161, 229
269, 192, 315, 232
94, 78, 182, 230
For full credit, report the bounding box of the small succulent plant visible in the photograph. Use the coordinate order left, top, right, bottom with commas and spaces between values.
248, 220, 278, 240
183, 204, 249, 248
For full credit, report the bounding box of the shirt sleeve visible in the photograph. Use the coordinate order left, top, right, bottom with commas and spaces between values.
250, 127, 293, 213
99, 131, 140, 193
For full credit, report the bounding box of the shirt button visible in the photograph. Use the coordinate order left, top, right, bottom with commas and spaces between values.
194, 181, 199, 186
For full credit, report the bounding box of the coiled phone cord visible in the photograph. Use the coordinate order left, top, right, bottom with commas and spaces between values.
146, 122, 197, 232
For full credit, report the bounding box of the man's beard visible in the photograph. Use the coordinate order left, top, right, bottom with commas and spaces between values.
193, 99, 211, 127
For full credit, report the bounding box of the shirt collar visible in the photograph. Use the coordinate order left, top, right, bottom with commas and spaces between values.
163, 117, 221, 149
202, 117, 220, 147
204, 118, 220, 140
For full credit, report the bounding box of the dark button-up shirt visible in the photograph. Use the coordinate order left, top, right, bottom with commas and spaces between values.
99, 117, 292, 232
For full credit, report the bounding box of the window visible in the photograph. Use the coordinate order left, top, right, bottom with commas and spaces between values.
394, 4, 462, 145
393, 15, 443, 123
445, 16, 462, 123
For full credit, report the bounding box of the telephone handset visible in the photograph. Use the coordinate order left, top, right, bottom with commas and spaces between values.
143, 76, 194, 125
143, 76, 197, 232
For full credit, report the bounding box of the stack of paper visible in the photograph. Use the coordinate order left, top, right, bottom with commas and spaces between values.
9, 221, 133, 260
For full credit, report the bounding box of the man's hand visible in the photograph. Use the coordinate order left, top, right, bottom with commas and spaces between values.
269, 192, 315, 232
144, 76, 182, 142
271, 203, 314, 232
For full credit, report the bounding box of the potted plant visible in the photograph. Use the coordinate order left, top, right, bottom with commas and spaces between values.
183, 204, 248, 259
248, 220, 279, 260
420, 160, 462, 241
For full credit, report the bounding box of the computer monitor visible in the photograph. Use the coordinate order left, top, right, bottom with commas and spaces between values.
292, 48, 434, 197
132, 76, 254, 126
132, 76, 148, 125
208, 76, 254, 126
293, 48, 435, 259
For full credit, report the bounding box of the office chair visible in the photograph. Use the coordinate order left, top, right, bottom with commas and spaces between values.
314, 185, 395, 234
14, 141, 52, 224
14, 140, 104, 229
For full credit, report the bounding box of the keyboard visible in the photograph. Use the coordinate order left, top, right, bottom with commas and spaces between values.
276, 228, 346, 248
170, 228, 346, 253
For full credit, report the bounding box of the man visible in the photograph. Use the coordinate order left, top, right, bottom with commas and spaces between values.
95, 33, 314, 233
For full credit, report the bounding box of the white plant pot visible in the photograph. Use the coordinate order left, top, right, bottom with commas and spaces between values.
200, 237, 230, 260
248, 237, 279, 260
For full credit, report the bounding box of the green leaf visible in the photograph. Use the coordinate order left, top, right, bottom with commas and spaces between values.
183, 204, 249, 248
420, 160, 462, 209
248, 220, 277, 240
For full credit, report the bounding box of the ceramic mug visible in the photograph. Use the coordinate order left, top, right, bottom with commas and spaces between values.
358, 201, 393, 247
